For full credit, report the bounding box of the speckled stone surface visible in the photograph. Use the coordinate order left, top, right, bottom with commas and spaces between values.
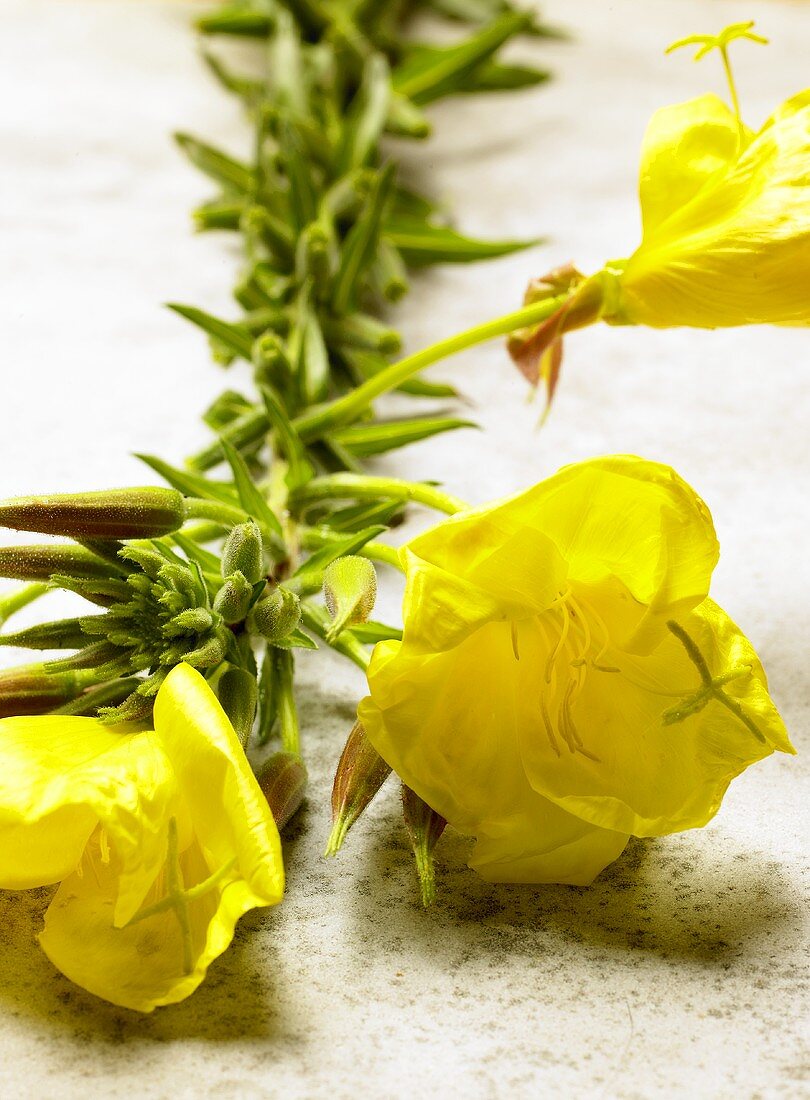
1, 1, 808, 1096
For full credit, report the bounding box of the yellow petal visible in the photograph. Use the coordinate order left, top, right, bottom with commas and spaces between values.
360, 620, 629, 885
37, 664, 284, 1012
152, 663, 284, 909
519, 597, 793, 837
617, 93, 810, 327
0, 716, 169, 890
637, 94, 747, 238
40, 827, 270, 1013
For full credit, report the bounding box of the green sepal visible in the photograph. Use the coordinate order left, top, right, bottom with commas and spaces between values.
270, 627, 318, 651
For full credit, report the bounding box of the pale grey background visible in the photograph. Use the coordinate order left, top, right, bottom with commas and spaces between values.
0, 1, 808, 1096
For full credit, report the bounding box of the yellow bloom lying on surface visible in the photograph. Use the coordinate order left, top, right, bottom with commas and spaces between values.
0, 662, 283, 1012
510, 85, 810, 388
358, 457, 794, 885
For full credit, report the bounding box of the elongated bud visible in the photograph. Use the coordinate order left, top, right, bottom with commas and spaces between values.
256, 752, 308, 830
217, 666, 258, 748
252, 332, 292, 390
0, 665, 82, 717
402, 784, 447, 908
249, 586, 301, 643
0, 487, 186, 539
213, 571, 253, 624
325, 720, 391, 857
0, 544, 117, 581
0, 616, 96, 651
221, 520, 264, 584
323, 556, 377, 642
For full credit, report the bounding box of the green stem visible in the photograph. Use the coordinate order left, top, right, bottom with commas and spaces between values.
295, 295, 567, 441
292, 473, 466, 514
275, 648, 300, 756
0, 583, 49, 628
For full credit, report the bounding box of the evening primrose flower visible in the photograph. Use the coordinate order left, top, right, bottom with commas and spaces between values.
357, 457, 793, 885
509, 24, 810, 394
0, 662, 283, 1011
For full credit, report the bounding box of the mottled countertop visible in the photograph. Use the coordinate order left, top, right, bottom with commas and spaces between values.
1, 1, 808, 1096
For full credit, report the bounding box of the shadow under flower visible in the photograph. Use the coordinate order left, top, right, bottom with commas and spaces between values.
352, 807, 802, 968
0, 886, 283, 1042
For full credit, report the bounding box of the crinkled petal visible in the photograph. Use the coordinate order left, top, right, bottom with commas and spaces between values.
40, 829, 270, 1013
360, 622, 629, 885
618, 94, 810, 327
152, 663, 284, 909
520, 597, 793, 837
638, 94, 749, 238
0, 716, 171, 891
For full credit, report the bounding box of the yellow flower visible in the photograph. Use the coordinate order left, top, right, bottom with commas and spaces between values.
0, 662, 283, 1012
358, 457, 793, 885
509, 88, 810, 392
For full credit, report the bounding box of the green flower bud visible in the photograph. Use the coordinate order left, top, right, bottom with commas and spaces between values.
0, 616, 95, 651
249, 587, 301, 643
0, 544, 118, 581
221, 520, 264, 584
323, 555, 377, 642
217, 666, 258, 749
324, 719, 391, 857
165, 608, 216, 636
213, 572, 253, 624
0, 487, 187, 539
0, 664, 83, 717
256, 752, 308, 830
401, 784, 447, 908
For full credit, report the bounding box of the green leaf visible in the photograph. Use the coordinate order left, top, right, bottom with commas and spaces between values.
292, 524, 387, 584
278, 119, 319, 229
135, 453, 239, 507
167, 303, 254, 361
171, 533, 223, 576
220, 438, 283, 535
259, 385, 313, 490
385, 218, 539, 266
332, 416, 476, 457
174, 132, 254, 193
392, 12, 531, 105
270, 627, 318, 651
338, 54, 391, 173
315, 499, 404, 532
202, 50, 265, 101
455, 59, 551, 93
331, 164, 396, 315
197, 5, 273, 37
348, 620, 403, 643
299, 603, 369, 670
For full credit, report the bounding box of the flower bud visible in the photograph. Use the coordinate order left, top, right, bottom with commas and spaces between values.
256, 752, 308, 830
401, 784, 447, 908
0, 664, 82, 717
221, 520, 264, 584
0, 487, 187, 539
323, 556, 377, 642
217, 666, 258, 748
249, 586, 301, 643
0, 616, 92, 651
324, 720, 391, 857
213, 572, 254, 624
0, 544, 117, 581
